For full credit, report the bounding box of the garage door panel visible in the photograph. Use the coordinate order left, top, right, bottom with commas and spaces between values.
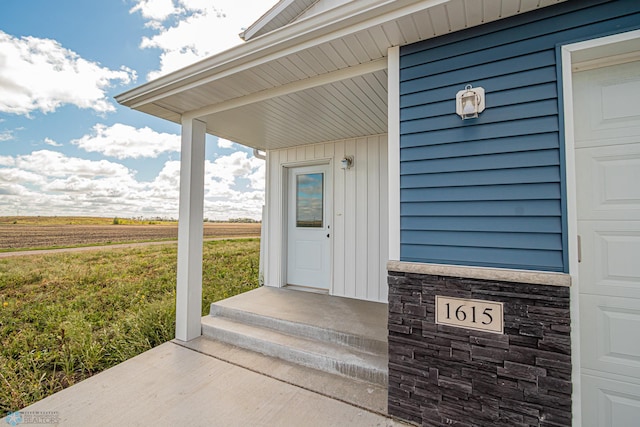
576, 145, 640, 220
573, 61, 640, 149
581, 295, 640, 377
581, 374, 640, 427
575, 57, 640, 425
579, 222, 640, 298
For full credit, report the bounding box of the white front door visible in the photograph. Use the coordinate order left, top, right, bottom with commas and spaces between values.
286, 164, 331, 290
574, 59, 640, 426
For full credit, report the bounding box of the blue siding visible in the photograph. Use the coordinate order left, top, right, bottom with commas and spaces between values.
401, 216, 562, 233
399, 0, 640, 272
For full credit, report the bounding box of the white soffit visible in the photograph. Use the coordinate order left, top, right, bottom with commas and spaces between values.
200, 69, 389, 150
116, 0, 567, 150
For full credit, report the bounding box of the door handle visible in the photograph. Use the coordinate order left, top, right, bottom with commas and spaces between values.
577, 235, 582, 263
327, 234, 330, 238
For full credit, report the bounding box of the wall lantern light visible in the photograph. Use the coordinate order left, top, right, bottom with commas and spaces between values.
456, 84, 485, 120
340, 156, 353, 170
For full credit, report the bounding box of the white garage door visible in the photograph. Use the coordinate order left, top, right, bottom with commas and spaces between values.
574, 59, 640, 426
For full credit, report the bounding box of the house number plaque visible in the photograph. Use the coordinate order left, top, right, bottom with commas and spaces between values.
435, 296, 503, 334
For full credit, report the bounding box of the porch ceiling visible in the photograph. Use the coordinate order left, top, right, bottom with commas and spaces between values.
116, 0, 566, 150
197, 68, 388, 150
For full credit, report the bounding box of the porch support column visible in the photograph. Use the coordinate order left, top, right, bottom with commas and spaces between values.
388, 45, 401, 261
175, 117, 206, 342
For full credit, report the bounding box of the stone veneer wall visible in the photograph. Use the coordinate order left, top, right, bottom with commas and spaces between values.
387, 263, 572, 427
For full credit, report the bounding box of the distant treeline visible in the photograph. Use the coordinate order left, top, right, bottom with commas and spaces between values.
206, 218, 261, 223
1, 216, 261, 226
113, 216, 261, 224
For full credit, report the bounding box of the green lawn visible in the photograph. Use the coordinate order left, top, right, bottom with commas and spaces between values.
0, 239, 260, 413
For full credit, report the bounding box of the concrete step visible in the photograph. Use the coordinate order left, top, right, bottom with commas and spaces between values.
201, 313, 388, 386
209, 302, 387, 355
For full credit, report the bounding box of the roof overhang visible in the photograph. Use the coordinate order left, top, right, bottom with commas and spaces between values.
116, 0, 566, 151
240, 0, 319, 41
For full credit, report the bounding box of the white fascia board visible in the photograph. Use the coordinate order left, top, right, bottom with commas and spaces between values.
115, 0, 450, 109
241, 0, 298, 41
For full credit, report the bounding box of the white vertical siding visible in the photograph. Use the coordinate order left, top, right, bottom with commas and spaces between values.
333, 139, 346, 297
263, 134, 389, 303
355, 138, 368, 299
379, 136, 389, 302
367, 137, 381, 301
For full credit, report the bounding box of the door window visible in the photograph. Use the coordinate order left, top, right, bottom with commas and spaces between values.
296, 173, 323, 228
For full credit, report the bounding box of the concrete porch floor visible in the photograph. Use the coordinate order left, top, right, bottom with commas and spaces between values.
4, 341, 407, 427
4, 287, 405, 426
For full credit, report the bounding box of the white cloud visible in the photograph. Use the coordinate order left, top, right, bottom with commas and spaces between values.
203, 153, 265, 219
247, 161, 266, 190
131, 0, 272, 80
130, 0, 181, 22
148, 160, 181, 200
72, 123, 180, 159
217, 137, 235, 149
209, 151, 257, 184
44, 137, 62, 147
0, 149, 265, 220
14, 150, 134, 178
0, 156, 14, 166
0, 167, 47, 185
0, 31, 136, 116
0, 130, 13, 141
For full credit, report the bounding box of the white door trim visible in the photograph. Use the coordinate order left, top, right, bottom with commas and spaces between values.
561, 28, 640, 426
282, 159, 333, 292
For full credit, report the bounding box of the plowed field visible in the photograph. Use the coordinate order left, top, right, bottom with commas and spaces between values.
0, 223, 260, 250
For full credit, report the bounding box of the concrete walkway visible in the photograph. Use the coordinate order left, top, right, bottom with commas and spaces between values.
3, 341, 406, 427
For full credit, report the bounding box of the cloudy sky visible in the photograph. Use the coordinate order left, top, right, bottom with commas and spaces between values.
0, 0, 276, 220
